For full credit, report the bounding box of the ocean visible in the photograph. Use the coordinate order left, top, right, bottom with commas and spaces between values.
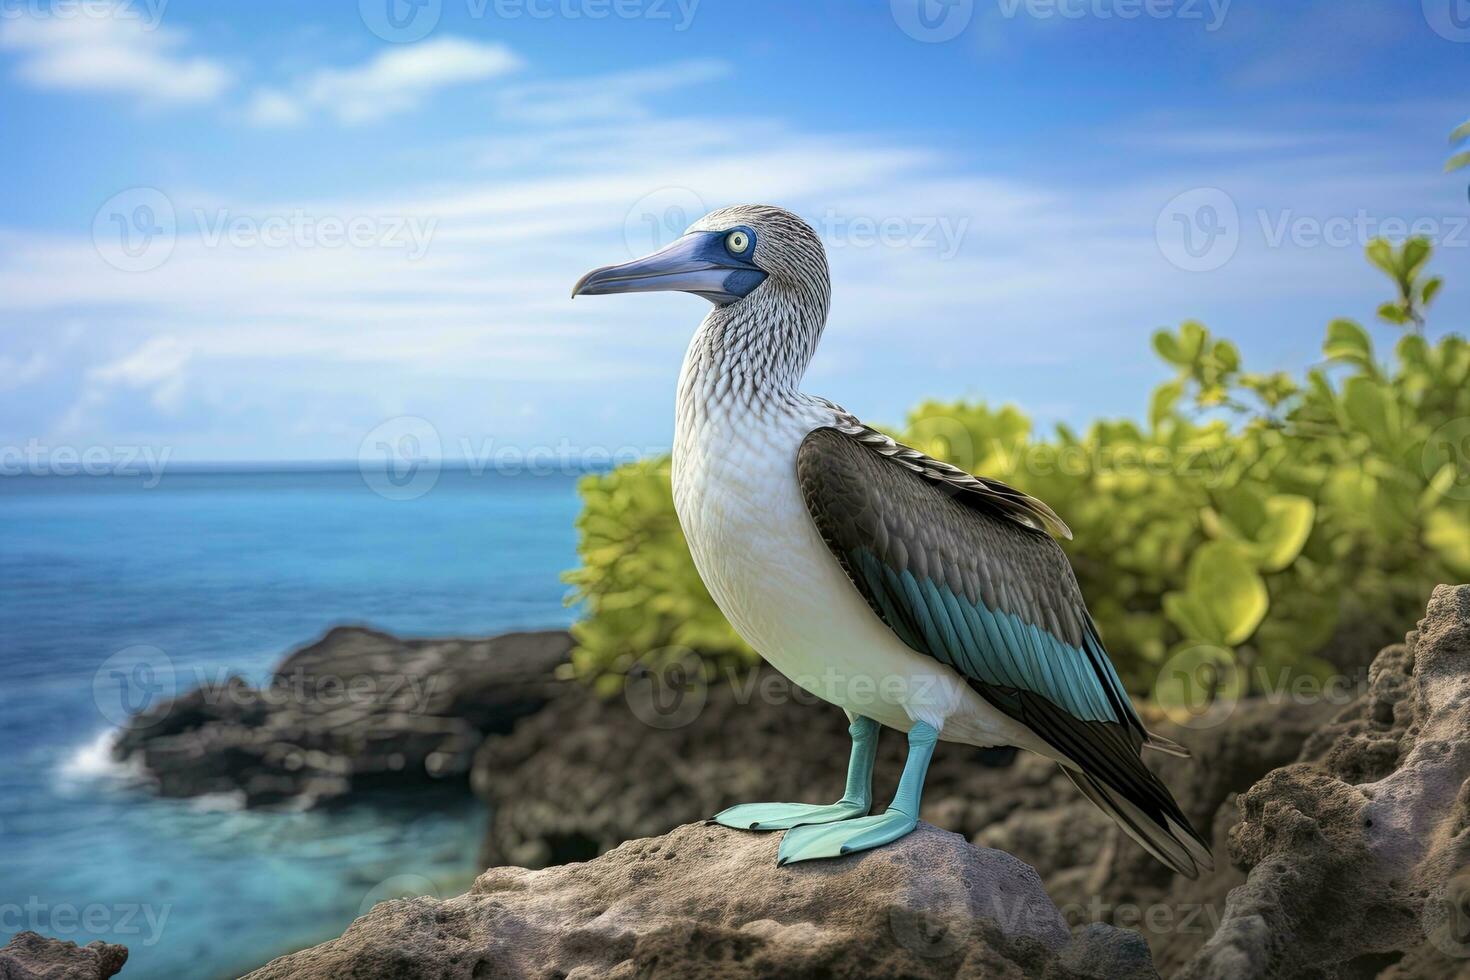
0, 467, 584, 979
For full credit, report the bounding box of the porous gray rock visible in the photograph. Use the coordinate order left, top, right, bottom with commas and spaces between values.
113, 627, 572, 807
1180, 584, 1470, 980
0, 932, 128, 980
243, 821, 1157, 980
472, 665, 1332, 972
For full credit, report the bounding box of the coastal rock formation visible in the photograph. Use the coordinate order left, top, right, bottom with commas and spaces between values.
472, 665, 1333, 970
1180, 584, 1470, 980
112, 627, 572, 807
0, 932, 128, 980
244, 821, 1157, 980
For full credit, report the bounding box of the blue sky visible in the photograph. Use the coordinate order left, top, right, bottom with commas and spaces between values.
1, 0, 1467, 463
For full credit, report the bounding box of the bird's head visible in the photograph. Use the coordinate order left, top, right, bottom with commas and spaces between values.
571, 204, 829, 310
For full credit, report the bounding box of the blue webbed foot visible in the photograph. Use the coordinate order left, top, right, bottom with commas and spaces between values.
776, 808, 918, 863
776, 720, 940, 865
711, 799, 868, 831
711, 715, 881, 833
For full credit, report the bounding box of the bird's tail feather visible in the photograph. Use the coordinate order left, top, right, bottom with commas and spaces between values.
1142, 730, 1190, 758
1059, 765, 1214, 879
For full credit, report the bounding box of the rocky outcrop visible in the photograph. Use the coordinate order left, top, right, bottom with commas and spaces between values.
1180, 583, 1470, 980
471, 666, 1021, 868
244, 821, 1157, 980
0, 932, 127, 980
472, 663, 1333, 971
112, 627, 572, 807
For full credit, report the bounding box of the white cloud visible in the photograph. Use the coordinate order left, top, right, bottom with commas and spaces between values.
88, 334, 192, 410
248, 37, 522, 126
245, 87, 306, 127
3, 59, 1463, 460
0, 4, 230, 104
494, 59, 730, 125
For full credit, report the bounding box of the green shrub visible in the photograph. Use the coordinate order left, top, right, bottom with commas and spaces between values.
564, 240, 1470, 698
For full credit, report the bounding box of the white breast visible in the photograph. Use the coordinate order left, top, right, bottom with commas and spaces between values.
670, 380, 1030, 749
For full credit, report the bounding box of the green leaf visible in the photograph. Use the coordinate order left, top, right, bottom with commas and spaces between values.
1377, 302, 1410, 325
1323, 318, 1373, 364
1421, 276, 1443, 307
1446, 150, 1470, 173
1252, 494, 1316, 572
1452, 119, 1470, 144
1401, 238, 1431, 281
1341, 376, 1399, 448
1425, 507, 1470, 577
1150, 381, 1183, 430
1365, 238, 1396, 278
1152, 329, 1185, 366
1163, 592, 1227, 647
1187, 542, 1270, 646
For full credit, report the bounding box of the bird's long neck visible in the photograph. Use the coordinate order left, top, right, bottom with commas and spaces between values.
677, 281, 829, 426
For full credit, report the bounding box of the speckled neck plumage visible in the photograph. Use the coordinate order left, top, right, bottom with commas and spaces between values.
676, 260, 831, 434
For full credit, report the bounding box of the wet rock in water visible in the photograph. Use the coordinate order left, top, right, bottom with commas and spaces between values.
243, 821, 1158, 980
0, 932, 128, 980
112, 627, 572, 807
1180, 584, 1470, 980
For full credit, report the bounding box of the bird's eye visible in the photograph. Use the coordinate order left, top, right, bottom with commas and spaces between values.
725, 230, 750, 254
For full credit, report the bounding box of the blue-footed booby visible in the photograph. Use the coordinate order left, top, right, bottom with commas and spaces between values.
572, 205, 1213, 876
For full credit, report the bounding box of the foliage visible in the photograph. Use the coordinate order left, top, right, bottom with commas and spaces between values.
1448, 117, 1470, 174
562, 456, 749, 696
564, 242, 1470, 699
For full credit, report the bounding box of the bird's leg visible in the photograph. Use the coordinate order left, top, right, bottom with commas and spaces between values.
710, 714, 879, 831
776, 720, 938, 865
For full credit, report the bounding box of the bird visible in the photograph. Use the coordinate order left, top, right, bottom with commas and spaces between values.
571, 204, 1213, 876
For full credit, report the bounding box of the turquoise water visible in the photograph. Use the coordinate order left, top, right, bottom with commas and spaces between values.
0, 468, 583, 978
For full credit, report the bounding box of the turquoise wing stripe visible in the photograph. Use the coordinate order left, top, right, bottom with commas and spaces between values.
851, 547, 1118, 724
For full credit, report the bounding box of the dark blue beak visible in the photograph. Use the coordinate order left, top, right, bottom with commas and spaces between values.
571, 231, 766, 306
